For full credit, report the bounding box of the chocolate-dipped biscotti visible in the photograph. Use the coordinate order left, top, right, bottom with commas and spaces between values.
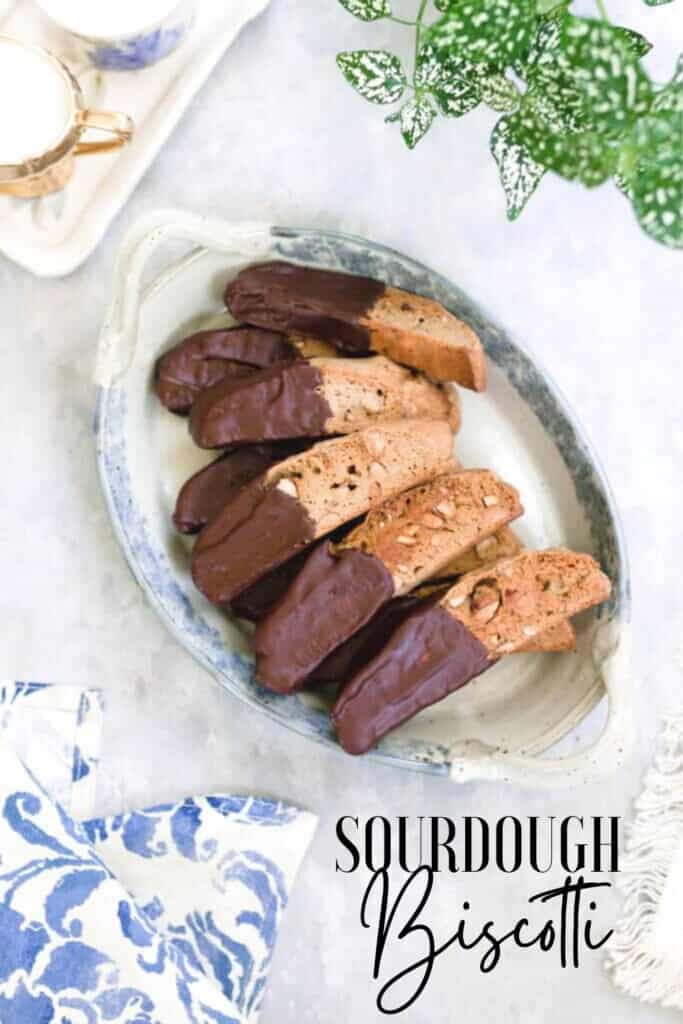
254, 469, 523, 693
308, 530, 576, 686
191, 419, 455, 605
332, 549, 611, 754
225, 262, 486, 390
155, 327, 301, 414
189, 355, 459, 448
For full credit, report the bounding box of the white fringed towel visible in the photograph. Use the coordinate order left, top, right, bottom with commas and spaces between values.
607, 714, 683, 1009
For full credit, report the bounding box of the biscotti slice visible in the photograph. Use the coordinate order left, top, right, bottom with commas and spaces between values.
437, 526, 522, 577
433, 529, 576, 652
155, 327, 301, 414
254, 469, 523, 693
310, 586, 575, 685
332, 548, 610, 754
189, 355, 458, 448
173, 442, 309, 534
191, 419, 454, 605
225, 261, 486, 390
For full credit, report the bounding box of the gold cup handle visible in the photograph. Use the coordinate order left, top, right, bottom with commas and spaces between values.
74, 109, 134, 157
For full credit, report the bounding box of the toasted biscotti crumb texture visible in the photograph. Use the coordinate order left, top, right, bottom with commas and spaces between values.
442, 548, 610, 655
315, 356, 459, 434
365, 287, 486, 390
263, 419, 455, 539
339, 469, 523, 594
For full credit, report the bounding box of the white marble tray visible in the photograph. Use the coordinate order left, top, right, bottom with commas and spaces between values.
94, 210, 632, 787
0, 0, 270, 276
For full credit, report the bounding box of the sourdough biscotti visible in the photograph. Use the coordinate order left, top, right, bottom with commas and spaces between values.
254, 469, 523, 693
155, 327, 300, 414
310, 583, 575, 686
225, 261, 486, 390
189, 355, 459, 448
191, 419, 455, 605
432, 527, 576, 652
332, 548, 611, 754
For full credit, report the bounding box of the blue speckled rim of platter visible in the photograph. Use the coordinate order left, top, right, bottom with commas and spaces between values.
95, 224, 630, 776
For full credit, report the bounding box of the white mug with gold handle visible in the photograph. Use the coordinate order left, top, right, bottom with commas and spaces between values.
0, 36, 133, 198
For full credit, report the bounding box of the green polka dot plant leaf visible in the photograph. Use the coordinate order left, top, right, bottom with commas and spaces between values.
416, 43, 519, 115
490, 115, 546, 218
652, 54, 683, 114
517, 104, 620, 186
334, 0, 683, 248
415, 44, 481, 116
616, 27, 653, 59
557, 16, 654, 136
622, 110, 683, 246
337, 50, 407, 103
427, 0, 538, 66
479, 72, 521, 111
399, 96, 439, 147
337, 0, 392, 19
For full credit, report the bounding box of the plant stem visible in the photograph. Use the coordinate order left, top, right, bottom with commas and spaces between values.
413, 0, 430, 87
388, 15, 417, 25
595, 0, 609, 22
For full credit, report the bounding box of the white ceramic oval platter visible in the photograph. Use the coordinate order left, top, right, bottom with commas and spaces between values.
95, 211, 631, 787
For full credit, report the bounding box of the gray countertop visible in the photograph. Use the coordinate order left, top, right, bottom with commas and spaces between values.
1, 0, 682, 1020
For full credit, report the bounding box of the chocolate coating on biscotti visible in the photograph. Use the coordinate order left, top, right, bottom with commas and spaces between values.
189, 362, 331, 448
254, 468, 520, 693
192, 480, 316, 604
225, 261, 486, 389
310, 591, 438, 685
173, 443, 307, 534
225, 261, 384, 352
255, 542, 394, 693
231, 548, 313, 622
155, 327, 300, 413
189, 353, 456, 449
232, 519, 363, 622
192, 420, 454, 606
312, 578, 571, 685
332, 602, 492, 755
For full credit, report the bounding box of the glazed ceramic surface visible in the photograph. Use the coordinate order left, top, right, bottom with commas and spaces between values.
95, 212, 631, 786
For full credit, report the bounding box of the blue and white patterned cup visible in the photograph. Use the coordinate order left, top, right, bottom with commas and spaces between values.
36, 0, 196, 71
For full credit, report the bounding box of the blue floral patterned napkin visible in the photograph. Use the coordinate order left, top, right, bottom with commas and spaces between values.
0, 680, 103, 819
0, 684, 318, 1023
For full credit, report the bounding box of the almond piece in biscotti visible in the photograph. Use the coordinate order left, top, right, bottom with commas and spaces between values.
435, 525, 522, 577
191, 418, 455, 606
332, 548, 610, 755
225, 261, 486, 390
253, 468, 523, 694
188, 355, 458, 448
518, 619, 576, 653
